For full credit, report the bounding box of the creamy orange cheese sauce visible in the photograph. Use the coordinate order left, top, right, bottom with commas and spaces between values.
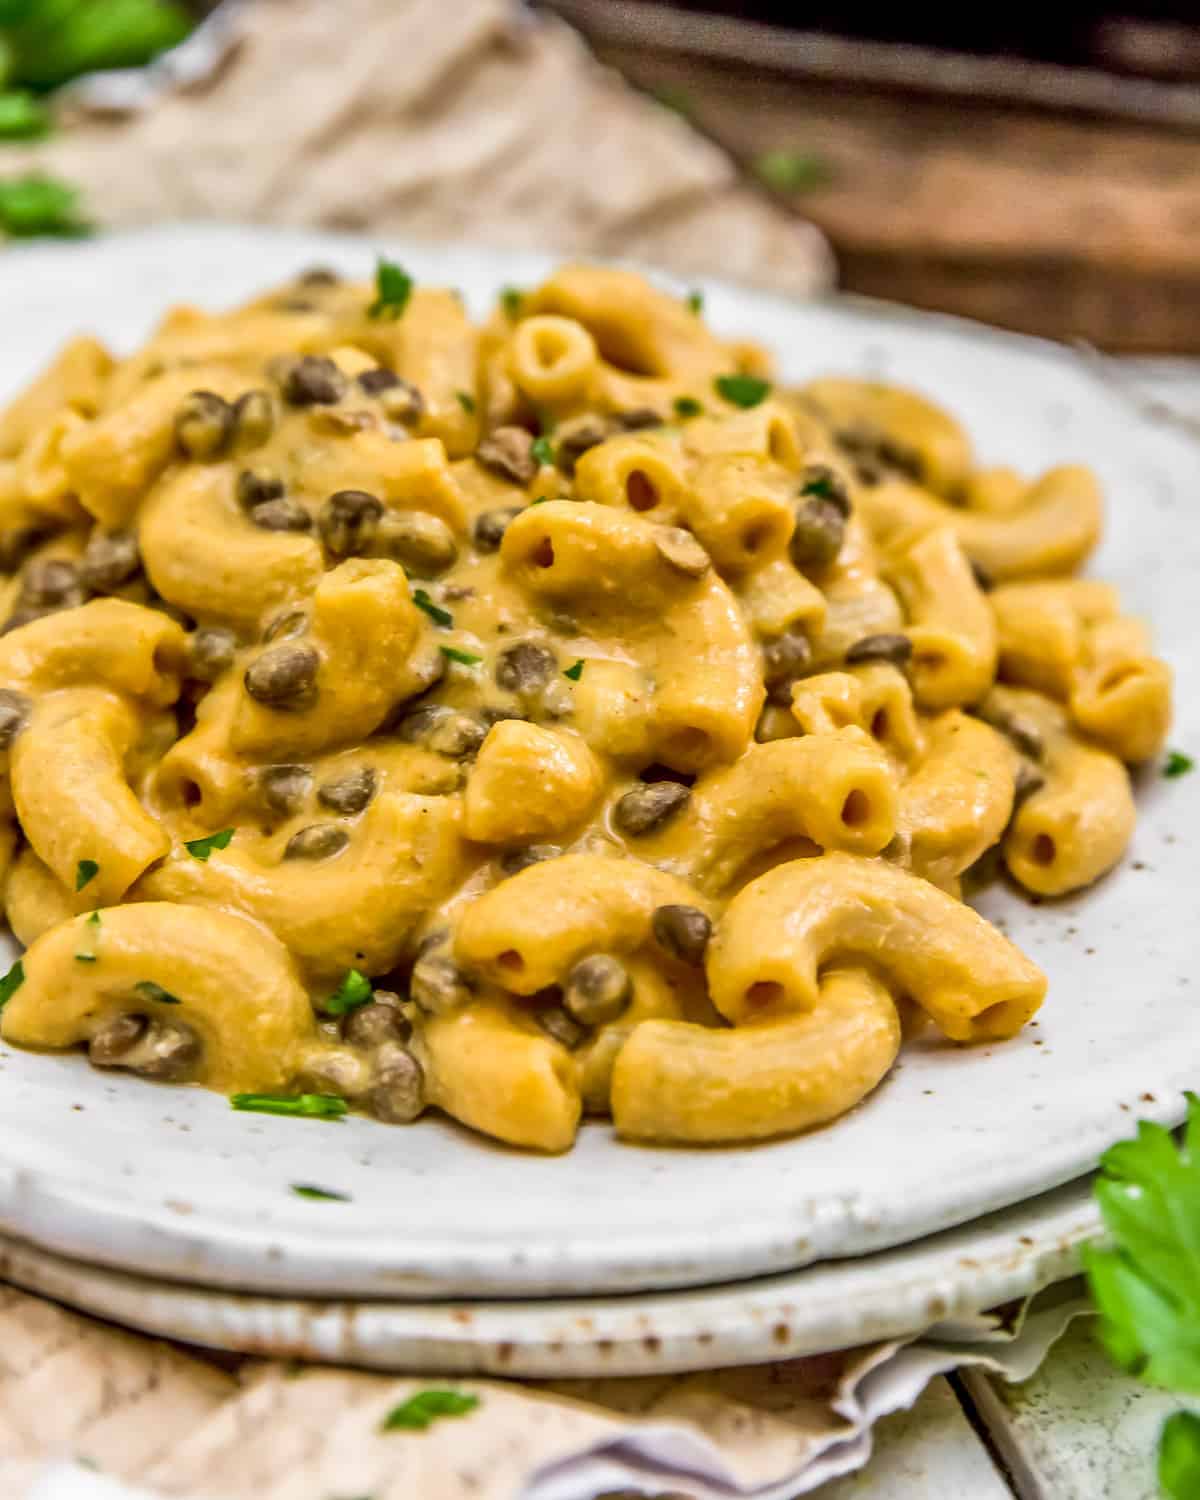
0, 263, 1173, 1150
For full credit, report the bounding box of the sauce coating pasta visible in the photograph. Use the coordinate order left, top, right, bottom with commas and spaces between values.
0, 263, 1172, 1150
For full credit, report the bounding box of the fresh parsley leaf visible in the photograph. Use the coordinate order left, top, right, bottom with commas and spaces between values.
2, 0, 191, 91
368, 258, 413, 321
321, 969, 373, 1017
412, 588, 452, 628
184, 828, 234, 862
75, 859, 99, 892
1161, 1411, 1200, 1499
685, 290, 704, 316
456, 390, 476, 414
500, 286, 523, 319
0, 91, 49, 140
531, 436, 555, 468
0, 175, 90, 239
291, 1183, 351, 1202
87, 911, 101, 927
134, 980, 180, 1006
381, 1390, 480, 1432
231, 1093, 348, 1120
673, 395, 703, 419
75, 954, 97, 964
564, 659, 585, 681
0, 958, 23, 1009
1165, 751, 1195, 780
1084, 1092, 1200, 1390
440, 645, 482, 667
754, 149, 833, 194
528, 496, 552, 506
715, 374, 771, 409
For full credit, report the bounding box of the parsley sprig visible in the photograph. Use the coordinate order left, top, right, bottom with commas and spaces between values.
320, 969, 373, 1017
184, 829, 234, 862
0, 958, 24, 1009
0, 175, 90, 239
1165, 751, 1194, 780
1085, 1093, 1200, 1493
715, 373, 771, 409
75, 859, 99, 892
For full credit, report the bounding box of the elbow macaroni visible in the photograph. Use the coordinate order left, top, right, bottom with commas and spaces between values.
0, 263, 1170, 1152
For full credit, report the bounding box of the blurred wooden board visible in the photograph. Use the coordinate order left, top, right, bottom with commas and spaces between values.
562, 10, 1200, 351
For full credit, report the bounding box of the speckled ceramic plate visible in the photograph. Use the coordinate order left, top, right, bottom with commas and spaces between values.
0, 225, 1194, 1300
0, 1170, 1100, 1375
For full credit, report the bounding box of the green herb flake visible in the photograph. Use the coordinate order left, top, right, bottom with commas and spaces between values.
322, 969, 373, 1017
291, 1183, 351, 1202
368, 258, 413, 321
412, 588, 453, 628
0, 958, 24, 1010
652, 84, 693, 116
715, 374, 772, 410
564, 659, 585, 682
528, 495, 552, 506
456, 390, 476, 414
381, 1389, 480, 1432
0, 92, 50, 141
685, 290, 704, 316
673, 395, 704, 419
75, 859, 99, 892
74, 954, 97, 964
440, 646, 482, 667
1160, 1411, 1200, 1499
0, 174, 90, 239
753, 149, 833, 194
184, 828, 234, 862
1164, 750, 1195, 780
87, 911, 101, 928
134, 980, 181, 1006
231, 1093, 348, 1120
500, 286, 523, 319
801, 472, 836, 499
531, 436, 555, 469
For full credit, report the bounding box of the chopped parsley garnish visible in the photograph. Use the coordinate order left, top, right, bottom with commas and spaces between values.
753, 149, 833, 194
564, 659, 585, 681
321, 969, 373, 1017
75, 859, 99, 892
291, 1183, 351, 1202
0, 92, 50, 141
685, 290, 704, 316
231, 1093, 348, 1120
456, 390, 476, 414
801, 472, 837, 498
500, 286, 523, 319
87, 911, 101, 927
440, 646, 482, 667
715, 373, 771, 409
412, 589, 453, 628
381, 1390, 480, 1432
530, 436, 555, 468
0, 959, 24, 1010
673, 395, 703, 419
528, 495, 552, 506
1164, 750, 1194, 780
184, 828, 234, 861
0, 174, 90, 239
1161, 1412, 1200, 1499
75, 954, 96, 964
368, 258, 413, 321
134, 980, 180, 1006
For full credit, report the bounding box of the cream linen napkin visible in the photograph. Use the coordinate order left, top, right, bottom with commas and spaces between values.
0, 0, 832, 299
2, 1281, 1090, 1499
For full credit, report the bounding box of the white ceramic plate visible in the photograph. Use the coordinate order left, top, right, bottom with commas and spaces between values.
0, 225, 1194, 1299
0, 1171, 1100, 1376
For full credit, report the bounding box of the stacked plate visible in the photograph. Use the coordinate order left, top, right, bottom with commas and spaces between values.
0, 227, 1194, 1376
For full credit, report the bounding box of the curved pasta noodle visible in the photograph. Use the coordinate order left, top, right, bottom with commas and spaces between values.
886, 526, 996, 709
707, 851, 1046, 1041
1, 902, 315, 1094
790, 664, 924, 765
12, 688, 170, 904
611, 967, 900, 1144
456, 853, 714, 995
0, 599, 186, 704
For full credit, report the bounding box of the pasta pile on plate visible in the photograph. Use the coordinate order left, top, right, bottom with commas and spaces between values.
0, 264, 1172, 1150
